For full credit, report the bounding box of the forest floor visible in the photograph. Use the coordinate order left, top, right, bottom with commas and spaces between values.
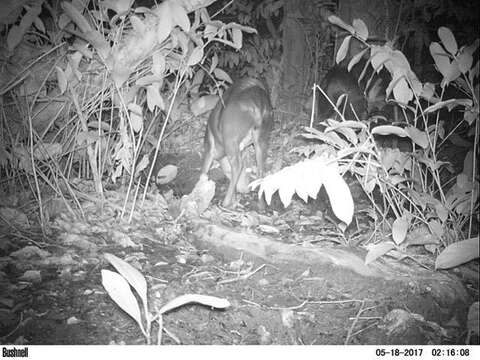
0, 117, 478, 345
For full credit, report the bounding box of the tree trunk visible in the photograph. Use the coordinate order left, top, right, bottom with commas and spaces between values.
278, 0, 308, 123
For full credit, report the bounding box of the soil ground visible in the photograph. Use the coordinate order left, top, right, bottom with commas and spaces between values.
0, 116, 478, 346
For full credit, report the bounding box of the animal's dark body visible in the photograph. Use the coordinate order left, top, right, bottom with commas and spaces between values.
317, 66, 368, 121
317, 60, 392, 122
201, 78, 273, 208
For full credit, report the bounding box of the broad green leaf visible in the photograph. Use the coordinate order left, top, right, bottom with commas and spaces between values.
352, 19, 368, 40
325, 125, 358, 145
391, 77, 413, 104
169, 0, 190, 32
463, 150, 474, 178
278, 177, 297, 207
435, 237, 479, 269
371, 125, 407, 137
348, 49, 368, 72
326, 119, 367, 130
159, 294, 230, 315
252, 157, 353, 225
441, 61, 462, 88
370, 45, 390, 70
210, 53, 218, 73
213, 68, 232, 83
33, 16, 45, 33
464, 108, 477, 125
231, 27, 243, 49
146, 84, 164, 111
365, 242, 396, 264
457, 50, 473, 74
101, 269, 143, 331
204, 23, 219, 39
438, 27, 457, 55
7, 25, 23, 52
227, 22, 257, 34
428, 219, 444, 240
56, 66, 68, 94
321, 163, 354, 225
430, 40, 462, 87
404, 127, 429, 149
134, 154, 150, 177
392, 216, 409, 245
434, 202, 449, 223
429, 42, 450, 78
420, 82, 436, 101
456, 172, 473, 191
187, 46, 204, 66
328, 15, 355, 34
424, 98, 472, 113
104, 253, 148, 311
156, 2, 173, 44
336, 35, 351, 64
364, 177, 377, 193
190, 69, 206, 92
128, 103, 143, 132
152, 52, 166, 77
58, 13, 71, 29
379, 148, 400, 171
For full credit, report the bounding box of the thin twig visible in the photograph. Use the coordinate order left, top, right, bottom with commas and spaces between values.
309, 299, 368, 305
217, 264, 266, 285
349, 320, 380, 339
211, 0, 234, 18
162, 327, 181, 345
268, 300, 308, 311
345, 300, 366, 345
242, 299, 262, 308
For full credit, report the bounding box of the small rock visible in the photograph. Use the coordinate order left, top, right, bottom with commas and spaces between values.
200, 254, 215, 264
258, 224, 279, 234
72, 270, 87, 281
67, 316, 81, 325
176, 255, 186, 264
256, 325, 272, 345
18, 270, 42, 283
281, 309, 295, 328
